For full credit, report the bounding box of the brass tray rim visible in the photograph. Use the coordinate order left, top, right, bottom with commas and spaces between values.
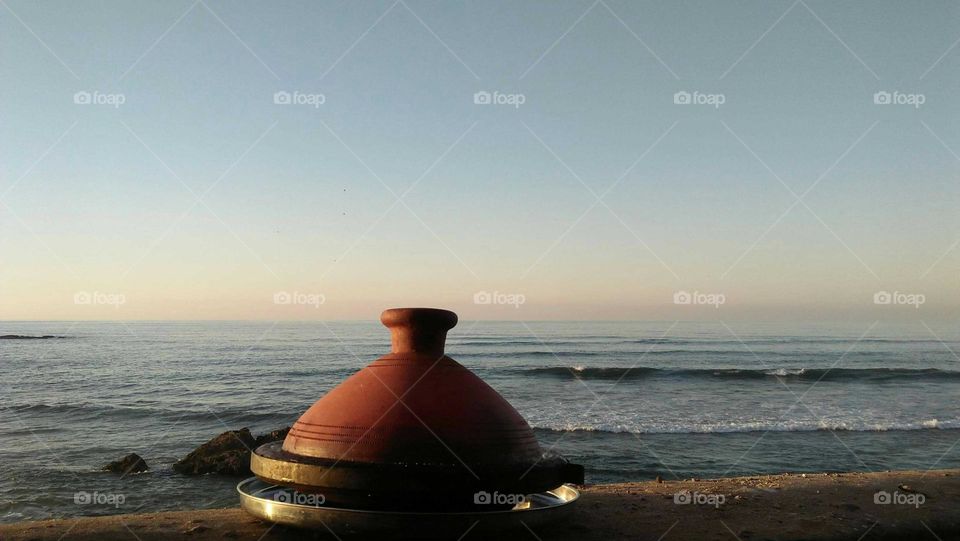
237, 476, 579, 518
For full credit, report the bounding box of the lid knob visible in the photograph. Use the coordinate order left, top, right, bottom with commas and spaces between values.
381, 308, 458, 355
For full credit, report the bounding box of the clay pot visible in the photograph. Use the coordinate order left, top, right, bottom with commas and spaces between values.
251, 308, 582, 511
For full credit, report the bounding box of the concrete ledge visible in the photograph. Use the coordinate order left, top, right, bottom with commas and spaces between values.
2, 470, 959, 540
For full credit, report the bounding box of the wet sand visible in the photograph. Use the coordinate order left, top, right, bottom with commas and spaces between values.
2, 469, 958, 540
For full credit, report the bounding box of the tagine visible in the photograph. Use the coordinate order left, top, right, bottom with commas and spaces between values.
249, 307, 583, 511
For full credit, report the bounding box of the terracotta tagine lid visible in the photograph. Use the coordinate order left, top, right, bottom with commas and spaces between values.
251, 308, 583, 511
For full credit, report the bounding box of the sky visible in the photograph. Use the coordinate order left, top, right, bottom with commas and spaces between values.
0, 0, 958, 321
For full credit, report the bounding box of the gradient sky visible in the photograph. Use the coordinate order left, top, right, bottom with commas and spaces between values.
1, 0, 958, 320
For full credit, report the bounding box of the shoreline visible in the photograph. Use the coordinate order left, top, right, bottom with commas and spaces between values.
2, 469, 959, 540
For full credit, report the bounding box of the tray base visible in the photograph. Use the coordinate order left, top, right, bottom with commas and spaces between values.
237, 477, 579, 537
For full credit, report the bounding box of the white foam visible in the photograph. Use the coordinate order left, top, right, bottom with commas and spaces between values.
765, 368, 806, 376
533, 418, 960, 435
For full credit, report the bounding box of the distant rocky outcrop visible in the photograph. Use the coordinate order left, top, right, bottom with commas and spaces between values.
173, 427, 290, 476
0, 335, 60, 340
104, 453, 149, 474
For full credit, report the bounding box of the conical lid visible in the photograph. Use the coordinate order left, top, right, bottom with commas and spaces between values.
282, 308, 542, 466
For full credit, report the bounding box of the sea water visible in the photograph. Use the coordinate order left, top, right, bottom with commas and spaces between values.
1, 320, 958, 522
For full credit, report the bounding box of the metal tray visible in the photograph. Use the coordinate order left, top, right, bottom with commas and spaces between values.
237, 477, 579, 537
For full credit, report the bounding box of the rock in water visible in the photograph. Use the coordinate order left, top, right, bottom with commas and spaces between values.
173, 429, 255, 476
255, 427, 291, 446
174, 428, 290, 476
104, 453, 149, 474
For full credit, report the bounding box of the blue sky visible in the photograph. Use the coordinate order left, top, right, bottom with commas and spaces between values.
0, 0, 958, 320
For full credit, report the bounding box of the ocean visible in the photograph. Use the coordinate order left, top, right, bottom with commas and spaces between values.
2, 320, 958, 522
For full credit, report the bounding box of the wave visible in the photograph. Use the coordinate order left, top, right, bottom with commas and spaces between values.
521, 366, 960, 382
451, 338, 677, 346
459, 349, 941, 360
461, 350, 794, 358
5, 403, 293, 423
0, 335, 67, 340
453, 337, 957, 347
532, 419, 960, 435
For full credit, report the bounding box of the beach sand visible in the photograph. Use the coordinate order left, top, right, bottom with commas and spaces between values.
2, 469, 958, 540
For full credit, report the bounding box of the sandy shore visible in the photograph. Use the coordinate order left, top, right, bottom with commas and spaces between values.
2, 469, 959, 540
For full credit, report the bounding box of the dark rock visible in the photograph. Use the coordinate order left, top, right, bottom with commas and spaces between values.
173, 427, 290, 476
0, 335, 59, 340
103, 453, 149, 474
255, 427, 291, 446
173, 429, 255, 476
